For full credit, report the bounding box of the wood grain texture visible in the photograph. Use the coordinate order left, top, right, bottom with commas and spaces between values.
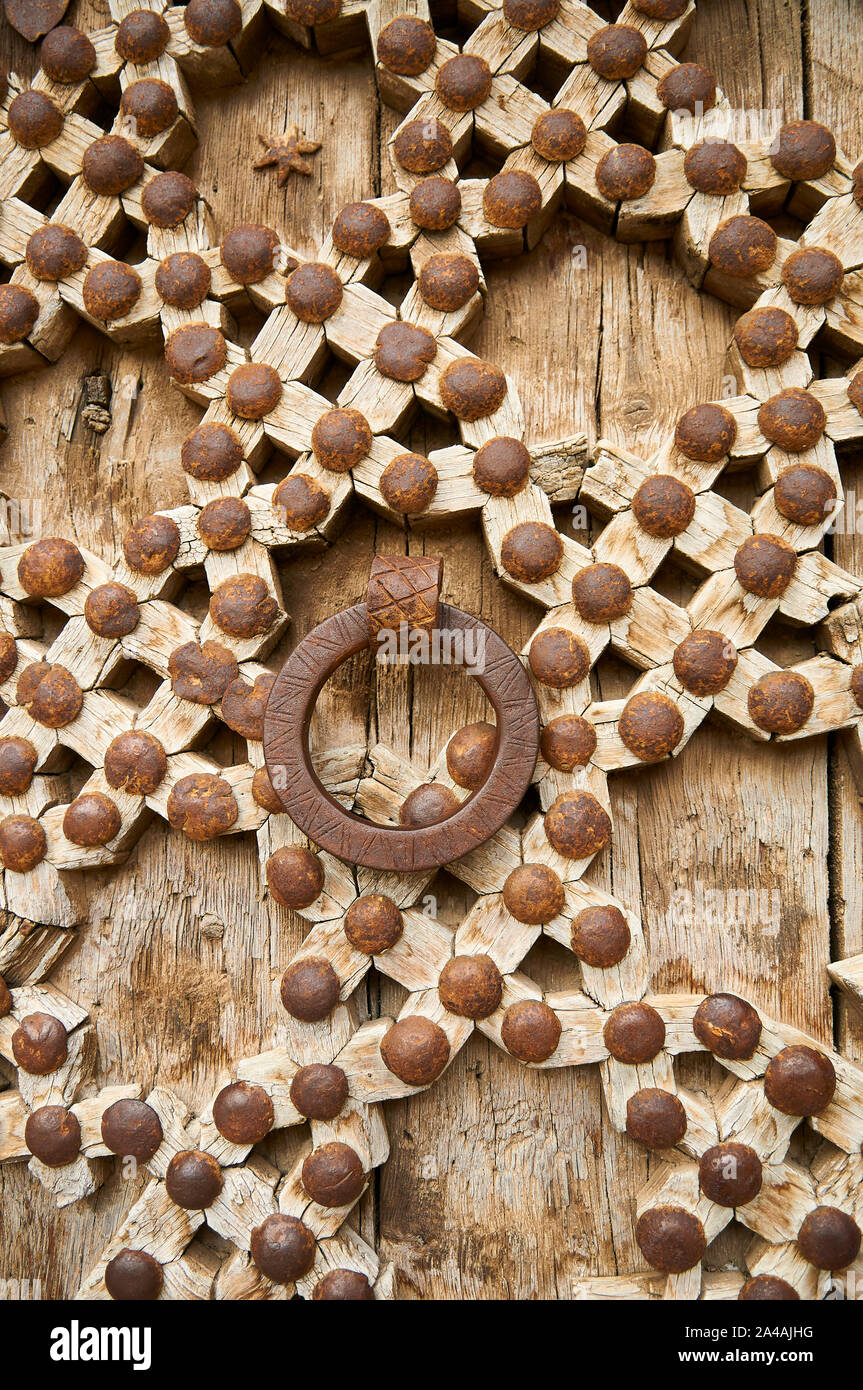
806, 0, 863, 1070
0, 0, 859, 1299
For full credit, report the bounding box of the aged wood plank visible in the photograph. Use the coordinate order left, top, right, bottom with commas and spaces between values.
808, 0, 863, 1069
0, 20, 380, 1301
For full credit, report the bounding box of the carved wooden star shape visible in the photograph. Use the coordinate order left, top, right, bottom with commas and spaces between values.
253, 125, 321, 186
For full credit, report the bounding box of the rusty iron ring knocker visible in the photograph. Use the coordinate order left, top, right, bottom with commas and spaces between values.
263, 555, 540, 872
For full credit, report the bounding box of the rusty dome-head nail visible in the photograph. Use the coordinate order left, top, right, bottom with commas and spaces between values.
119, 77, 177, 138
571, 562, 632, 623
166, 772, 239, 841
503, 863, 565, 925
733, 306, 798, 367
797, 1207, 861, 1271
734, 533, 797, 597
618, 690, 685, 763
632, 474, 696, 538
626, 1088, 687, 1150
184, 0, 243, 46
435, 54, 492, 111
63, 792, 122, 847
770, 120, 836, 181
101, 1096, 164, 1161
0, 285, 40, 345
0, 736, 37, 796
285, 261, 343, 322
141, 170, 198, 228
587, 24, 647, 80
603, 1001, 666, 1063
155, 251, 211, 310
313, 1270, 375, 1300
699, 1141, 763, 1207
708, 215, 777, 278
531, 108, 586, 163
105, 1249, 163, 1301
25, 1104, 81, 1167
115, 9, 171, 63
440, 357, 507, 421
0, 814, 48, 871
8, 90, 64, 148
392, 117, 453, 174
399, 782, 460, 827
332, 202, 391, 258
747, 671, 815, 735
675, 402, 737, 462
273, 473, 330, 531
212, 1081, 274, 1145
472, 437, 530, 497
344, 894, 403, 954
290, 1063, 349, 1120
596, 143, 656, 201
483, 170, 542, 228
280, 956, 339, 1021
781, 245, 844, 305
250, 1214, 315, 1284
693, 992, 761, 1059
379, 452, 438, 514
164, 323, 227, 384
500, 521, 563, 583
225, 362, 283, 419
502, 0, 560, 32
165, 1149, 223, 1209
408, 177, 462, 235
528, 627, 590, 688
123, 513, 181, 575
220, 223, 280, 285
684, 139, 747, 195
571, 905, 630, 967
167, 639, 238, 704
445, 720, 496, 790
41, 25, 97, 82
773, 463, 836, 527
764, 1045, 836, 1115
104, 730, 167, 796
311, 407, 372, 472
82, 134, 144, 195
25, 223, 87, 281
18, 536, 84, 597
209, 573, 279, 637
757, 387, 826, 453
302, 1141, 366, 1207
418, 252, 479, 311
673, 630, 737, 697
439, 955, 503, 1020
374, 321, 436, 382
540, 714, 597, 771
380, 1015, 450, 1085
11, 1011, 68, 1074
544, 789, 611, 859
266, 846, 324, 910
82, 260, 142, 322
738, 1275, 800, 1301
500, 998, 561, 1062
377, 16, 436, 75
657, 62, 717, 115
636, 1205, 706, 1273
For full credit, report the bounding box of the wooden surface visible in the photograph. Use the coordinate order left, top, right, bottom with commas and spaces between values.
1, 0, 862, 1299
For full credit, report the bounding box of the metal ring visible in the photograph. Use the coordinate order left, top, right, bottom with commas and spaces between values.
263, 600, 539, 872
